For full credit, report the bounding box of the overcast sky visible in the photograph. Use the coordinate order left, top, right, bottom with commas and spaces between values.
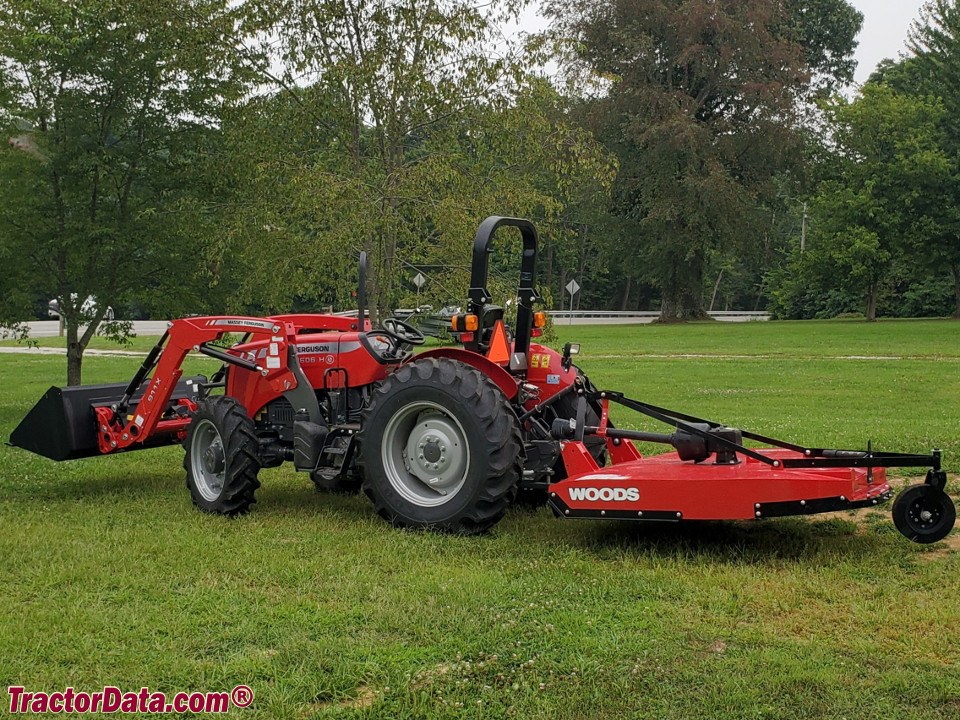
850, 0, 927, 86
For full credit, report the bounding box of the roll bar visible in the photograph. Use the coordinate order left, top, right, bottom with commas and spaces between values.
468, 216, 541, 358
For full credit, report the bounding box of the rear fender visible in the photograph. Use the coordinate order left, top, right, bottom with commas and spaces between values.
412, 348, 519, 400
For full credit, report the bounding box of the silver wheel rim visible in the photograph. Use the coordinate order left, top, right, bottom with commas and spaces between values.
191, 418, 226, 502
381, 401, 469, 507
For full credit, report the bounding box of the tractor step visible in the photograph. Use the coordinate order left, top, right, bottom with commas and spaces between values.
9, 376, 205, 461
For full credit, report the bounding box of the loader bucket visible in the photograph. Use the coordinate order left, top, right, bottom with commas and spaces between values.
9, 377, 205, 461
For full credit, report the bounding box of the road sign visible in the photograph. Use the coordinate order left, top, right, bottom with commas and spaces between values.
565, 279, 582, 325
413, 273, 426, 289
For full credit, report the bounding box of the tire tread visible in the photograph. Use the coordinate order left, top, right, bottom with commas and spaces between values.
358, 357, 522, 534
183, 396, 261, 516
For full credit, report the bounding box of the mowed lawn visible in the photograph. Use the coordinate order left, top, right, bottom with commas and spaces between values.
1, 319, 959, 719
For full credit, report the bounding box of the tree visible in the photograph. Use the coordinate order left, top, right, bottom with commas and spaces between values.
791, 0, 863, 93
543, 0, 862, 320
788, 84, 950, 320
230, 0, 514, 322
216, 1, 615, 320
0, 0, 261, 383
906, 1, 960, 315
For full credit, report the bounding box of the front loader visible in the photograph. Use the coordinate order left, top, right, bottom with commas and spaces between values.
9, 217, 957, 543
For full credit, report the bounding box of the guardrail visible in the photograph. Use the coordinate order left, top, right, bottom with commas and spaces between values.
549, 311, 770, 325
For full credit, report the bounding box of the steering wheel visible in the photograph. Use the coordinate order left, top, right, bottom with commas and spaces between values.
380, 318, 426, 346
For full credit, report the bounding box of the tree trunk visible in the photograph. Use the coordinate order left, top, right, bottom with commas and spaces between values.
364, 236, 378, 328
952, 264, 960, 319
680, 286, 707, 320
65, 320, 83, 386
866, 283, 879, 322
620, 276, 632, 311
661, 266, 707, 321
659, 291, 679, 323
64, 307, 104, 386
708, 269, 724, 312
545, 235, 554, 299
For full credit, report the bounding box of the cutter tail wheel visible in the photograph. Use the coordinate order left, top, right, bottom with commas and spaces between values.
892, 483, 956, 544
359, 357, 522, 534
183, 396, 261, 515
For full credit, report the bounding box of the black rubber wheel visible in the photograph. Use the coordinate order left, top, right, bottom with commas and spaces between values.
359, 357, 522, 534
892, 483, 956, 544
183, 396, 261, 515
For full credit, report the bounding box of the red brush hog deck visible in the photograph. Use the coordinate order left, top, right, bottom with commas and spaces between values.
549, 448, 892, 521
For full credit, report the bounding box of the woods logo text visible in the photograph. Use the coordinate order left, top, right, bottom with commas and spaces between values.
568, 486, 640, 502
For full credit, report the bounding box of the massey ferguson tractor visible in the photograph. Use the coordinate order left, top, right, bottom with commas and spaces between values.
9, 217, 958, 543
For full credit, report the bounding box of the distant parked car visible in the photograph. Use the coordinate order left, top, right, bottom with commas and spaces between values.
48, 296, 114, 322
393, 304, 463, 340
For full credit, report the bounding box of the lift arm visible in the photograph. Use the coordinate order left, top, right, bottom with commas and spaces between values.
95, 316, 301, 454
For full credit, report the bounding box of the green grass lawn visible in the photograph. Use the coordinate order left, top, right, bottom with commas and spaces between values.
0, 332, 161, 352
1, 320, 959, 719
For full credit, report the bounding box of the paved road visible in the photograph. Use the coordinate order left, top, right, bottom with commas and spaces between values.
0, 346, 149, 356
13, 312, 769, 339
10, 320, 171, 338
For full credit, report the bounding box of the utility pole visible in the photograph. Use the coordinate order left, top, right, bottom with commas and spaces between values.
801, 202, 808, 253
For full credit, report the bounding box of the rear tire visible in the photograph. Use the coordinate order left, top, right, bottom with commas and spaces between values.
183, 396, 261, 515
359, 358, 522, 534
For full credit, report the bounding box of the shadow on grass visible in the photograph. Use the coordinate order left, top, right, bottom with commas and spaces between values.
257, 482, 374, 524
0, 449, 366, 515
507, 502, 903, 566
597, 517, 898, 563
5, 449, 926, 569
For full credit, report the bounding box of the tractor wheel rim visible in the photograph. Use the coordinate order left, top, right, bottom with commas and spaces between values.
909, 498, 941, 529
382, 401, 469, 507
191, 418, 226, 502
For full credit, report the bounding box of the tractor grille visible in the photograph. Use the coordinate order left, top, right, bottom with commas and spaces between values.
267, 397, 295, 425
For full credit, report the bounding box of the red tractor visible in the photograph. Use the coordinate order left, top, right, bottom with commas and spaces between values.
10, 217, 957, 543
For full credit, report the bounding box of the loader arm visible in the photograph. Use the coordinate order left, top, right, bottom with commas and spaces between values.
96, 317, 302, 454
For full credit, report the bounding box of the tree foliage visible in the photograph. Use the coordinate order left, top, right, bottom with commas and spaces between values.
0, 0, 262, 383
792, 0, 863, 92
543, 0, 862, 320
212, 0, 615, 321
770, 84, 951, 320
905, 1, 960, 314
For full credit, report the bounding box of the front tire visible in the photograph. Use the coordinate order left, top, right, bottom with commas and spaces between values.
183, 396, 261, 515
359, 358, 522, 534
